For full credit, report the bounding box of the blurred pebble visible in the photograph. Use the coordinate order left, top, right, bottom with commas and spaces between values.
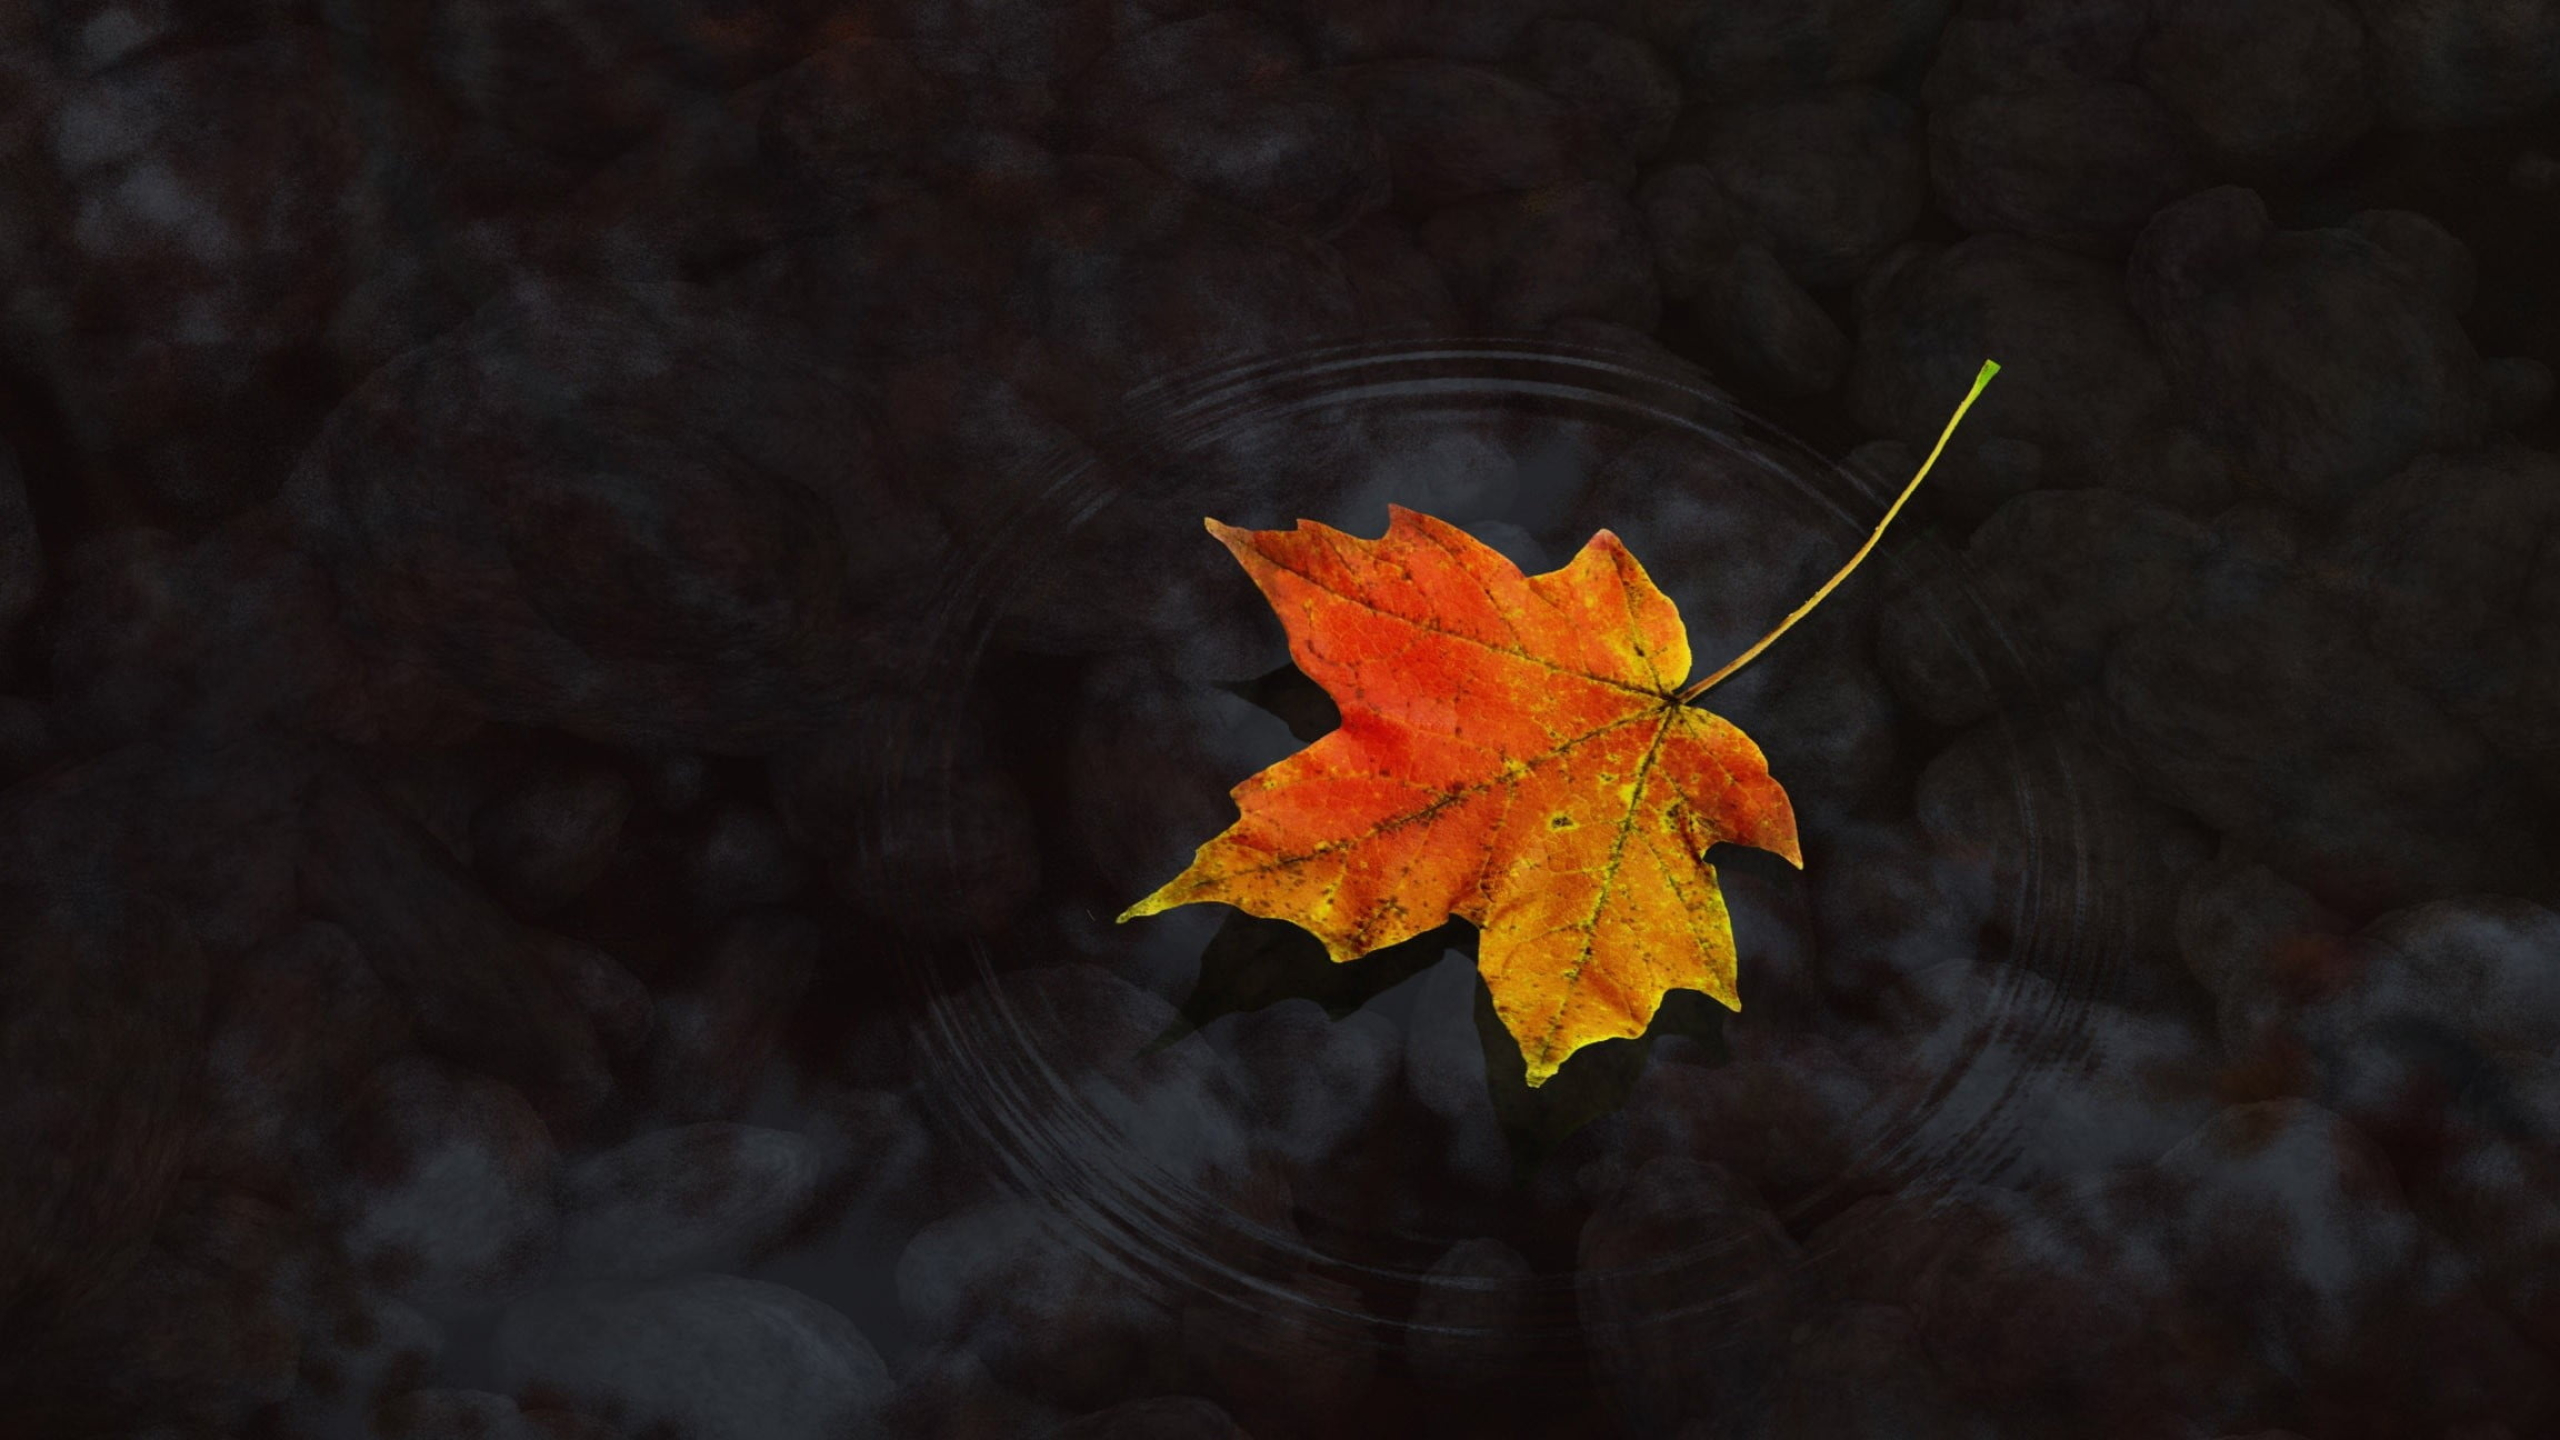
1402, 951, 1511, 1196
376, 1388, 555, 1440
1811, 818, 1999, 1001
1047, 1396, 1252, 1439
1335, 59, 1577, 207
685, 802, 811, 918
335, 1056, 562, 1312
2322, 443, 2560, 793
1421, 179, 1661, 332
2158, 1100, 2424, 1375
2105, 508, 2543, 912
285, 277, 879, 753
1927, 80, 2201, 253
771, 698, 1041, 942
493, 1275, 890, 1440
1173, 1266, 1376, 1432
275, 1285, 443, 1436
2130, 187, 2488, 512
647, 910, 821, 1121
1677, 85, 1927, 289
897, 1200, 1176, 1408
1578, 1157, 1795, 1434
1860, 960, 2216, 1187
2483, 356, 2557, 429
1640, 163, 1760, 303
1516, 18, 1680, 185
1208, 998, 1402, 1176
2174, 860, 2351, 1046
1292, 0, 1555, 65
473, 764, 634, 917
1875, 487, 2209, 724
1407, 1236, 1537, 1390
2346, 208, 2477, 315
2135, 0, 2371, 181
2348, 0, 2560, 129
303, 770, 623, 1121
1634, 0, 1953, 99
553, 1124, 823, 1284
1686, 243, 1850, 398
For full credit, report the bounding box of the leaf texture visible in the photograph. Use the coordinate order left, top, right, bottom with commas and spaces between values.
1122, 505, 1800, 1085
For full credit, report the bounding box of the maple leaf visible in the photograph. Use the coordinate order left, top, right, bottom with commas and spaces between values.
1121, 505, 1795, 1084
1124, 361, 1999, 1085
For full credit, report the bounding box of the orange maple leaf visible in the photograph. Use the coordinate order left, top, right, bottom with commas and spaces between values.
1124, 362, 1999, 1085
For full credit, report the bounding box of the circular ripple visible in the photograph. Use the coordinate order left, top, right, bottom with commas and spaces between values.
873, 335, 2128, 1391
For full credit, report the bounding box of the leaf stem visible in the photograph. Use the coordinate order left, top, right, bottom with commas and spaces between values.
1677, 358, 2001, 703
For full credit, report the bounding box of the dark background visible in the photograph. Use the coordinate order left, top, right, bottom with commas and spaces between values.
4, 0, 2560, 1437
